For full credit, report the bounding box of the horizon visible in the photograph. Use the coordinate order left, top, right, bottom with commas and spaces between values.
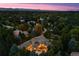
0, 3, 79, 11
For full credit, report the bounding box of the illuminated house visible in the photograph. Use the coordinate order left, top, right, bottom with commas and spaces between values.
18, 35, 50, 55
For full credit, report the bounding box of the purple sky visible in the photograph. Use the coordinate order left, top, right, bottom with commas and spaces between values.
48, 3, 79, 7
0, 3, 79, 11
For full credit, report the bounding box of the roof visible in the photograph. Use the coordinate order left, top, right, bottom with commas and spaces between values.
18, 35, 50, 49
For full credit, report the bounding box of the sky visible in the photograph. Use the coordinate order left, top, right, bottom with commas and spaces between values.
0, 3, 79, 11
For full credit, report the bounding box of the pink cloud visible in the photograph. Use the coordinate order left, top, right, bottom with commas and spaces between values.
0, 3, 78, 11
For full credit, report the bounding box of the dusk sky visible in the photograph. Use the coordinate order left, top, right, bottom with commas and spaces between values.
0, 3, 79, 11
